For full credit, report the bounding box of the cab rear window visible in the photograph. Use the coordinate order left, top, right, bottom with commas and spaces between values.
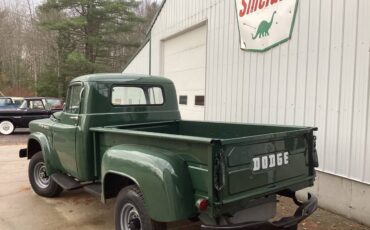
111, 86, 164, 106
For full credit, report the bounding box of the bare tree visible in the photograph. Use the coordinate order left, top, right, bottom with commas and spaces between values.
0, 0, 160, 97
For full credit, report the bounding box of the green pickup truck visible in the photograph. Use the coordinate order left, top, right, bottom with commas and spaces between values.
20, 74, 318, 230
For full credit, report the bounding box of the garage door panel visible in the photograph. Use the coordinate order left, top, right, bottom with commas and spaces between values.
163, 24, 207, 121
164, 46, 207, 74
168, 69, 206, 91
177, 89, 205, 95
164, 27, 207, 56
165, 44, 206, 57
179, 109, 205, 121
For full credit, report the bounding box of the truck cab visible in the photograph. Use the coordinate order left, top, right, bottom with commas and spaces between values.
39, 74, 180, 180
21, 73, 318, 230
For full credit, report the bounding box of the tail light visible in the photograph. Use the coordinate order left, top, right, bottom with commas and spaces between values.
196, 198, 208, 211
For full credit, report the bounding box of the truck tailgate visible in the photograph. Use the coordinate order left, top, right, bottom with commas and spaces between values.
219, 129, 317, 201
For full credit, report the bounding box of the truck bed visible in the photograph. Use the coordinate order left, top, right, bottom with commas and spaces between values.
91, 120, 318, 218
110, 120, 313, 141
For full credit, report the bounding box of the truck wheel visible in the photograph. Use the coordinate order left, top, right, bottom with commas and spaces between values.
115, 185, 166, 230
28, 152, 63, 197
0, 120, 15, 135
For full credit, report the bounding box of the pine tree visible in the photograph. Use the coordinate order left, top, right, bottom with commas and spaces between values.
39, 0, 144, 69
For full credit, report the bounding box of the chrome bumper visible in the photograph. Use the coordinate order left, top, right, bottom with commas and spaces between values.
201, 193, 318, 230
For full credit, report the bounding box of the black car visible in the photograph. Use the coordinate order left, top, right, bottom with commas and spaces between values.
0, 97, 63, 135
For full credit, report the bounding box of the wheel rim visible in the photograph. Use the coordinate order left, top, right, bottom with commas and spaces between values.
120, 203, 142, 230
0, 121, 14, 135
33, 162, 50, 189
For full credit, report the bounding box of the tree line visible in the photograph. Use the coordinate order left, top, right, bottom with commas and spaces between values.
0, 0, 159, 98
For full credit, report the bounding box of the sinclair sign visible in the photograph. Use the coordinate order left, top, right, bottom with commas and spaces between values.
235, 0, 299, 52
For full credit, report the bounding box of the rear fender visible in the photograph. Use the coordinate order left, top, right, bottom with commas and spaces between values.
101, 144, 196, 222
27, 132, 58, 175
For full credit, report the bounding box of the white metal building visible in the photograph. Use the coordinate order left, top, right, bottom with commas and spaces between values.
123, 0, 370, 225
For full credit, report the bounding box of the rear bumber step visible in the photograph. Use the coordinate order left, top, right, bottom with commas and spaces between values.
51, 173, 82, 190
83, 184, 102, 197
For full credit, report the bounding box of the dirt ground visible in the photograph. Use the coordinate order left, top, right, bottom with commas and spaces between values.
0, 130, 369, 230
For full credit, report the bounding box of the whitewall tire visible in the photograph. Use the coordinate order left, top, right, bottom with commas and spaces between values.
0, 120, 15, 135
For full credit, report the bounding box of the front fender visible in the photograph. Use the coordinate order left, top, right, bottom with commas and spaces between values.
28, 132, 58, 175
101, 144, 196, 222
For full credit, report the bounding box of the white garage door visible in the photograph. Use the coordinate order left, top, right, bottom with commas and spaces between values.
162, 25, 207, 121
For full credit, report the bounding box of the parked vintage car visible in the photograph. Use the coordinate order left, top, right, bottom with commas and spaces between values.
0, 97, 63, 135
20, 74, 318, 230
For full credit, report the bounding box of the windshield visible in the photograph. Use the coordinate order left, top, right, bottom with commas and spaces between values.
19, 100, 27, 109
13, 99, 23, 106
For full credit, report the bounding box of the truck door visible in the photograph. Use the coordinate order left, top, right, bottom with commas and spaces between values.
52, 83, 83, 177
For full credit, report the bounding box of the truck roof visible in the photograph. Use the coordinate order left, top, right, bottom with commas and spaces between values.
71, 73, 173, 84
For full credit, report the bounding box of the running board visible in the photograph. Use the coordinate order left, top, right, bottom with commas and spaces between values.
51, 173, 82, 190
83, 184, 102, 197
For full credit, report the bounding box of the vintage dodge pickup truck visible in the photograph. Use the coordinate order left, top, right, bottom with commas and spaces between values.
20, 74, 318, 230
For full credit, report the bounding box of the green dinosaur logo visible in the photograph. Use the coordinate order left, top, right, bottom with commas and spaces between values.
252, 11, 277, 40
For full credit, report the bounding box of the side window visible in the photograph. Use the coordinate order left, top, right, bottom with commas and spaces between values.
65, 85, 83, 114
29, 100, 45, 110
148, 87, 164, 105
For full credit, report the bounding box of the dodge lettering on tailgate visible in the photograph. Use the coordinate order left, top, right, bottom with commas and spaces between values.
252, 152, 289, 171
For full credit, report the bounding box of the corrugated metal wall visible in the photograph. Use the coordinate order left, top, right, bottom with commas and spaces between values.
124, 0, 370, 184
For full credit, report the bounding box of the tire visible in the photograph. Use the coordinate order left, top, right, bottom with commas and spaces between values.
115, 185, 166, 230
28, 152, 63, 197
0, 120, 15, 135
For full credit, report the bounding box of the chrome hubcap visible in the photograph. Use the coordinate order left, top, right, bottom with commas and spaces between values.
34, 162, 50, 189
120, 203, 142, 230
0, 121, 14, 134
